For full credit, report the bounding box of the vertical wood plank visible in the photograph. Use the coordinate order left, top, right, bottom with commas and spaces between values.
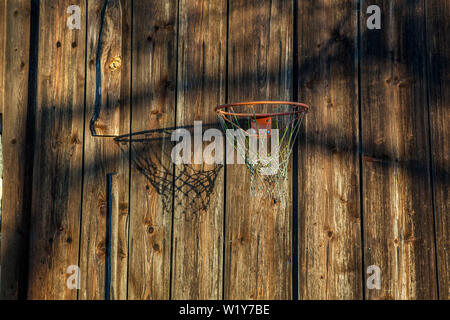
27, 0, 86, 299
0, 2, 5, 275
225, 0, 293, 299
426, 0, 450, 300
80, 0, 130, 300
361, 0, 437, 299
128, 0, 177, 299
171, 0, 226, 299
0, 0, 5, 114
0, 1, 5, 250
297, 0, 362, 299
88, 0, 122, 136
111, 0, 131, 300
0, 0, 30, 299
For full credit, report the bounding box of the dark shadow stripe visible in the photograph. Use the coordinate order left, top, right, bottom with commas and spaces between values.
21, 0, 41, 300
168, 0, 181, 300
90, 0, 108, 136
423, 0, 440, 300
105, 173, 113, 300
77, 0, 89, 301
126, 0, 134, 301
222, 0, 230, 301
292, 0, 299, 301
357, 0, 366, 300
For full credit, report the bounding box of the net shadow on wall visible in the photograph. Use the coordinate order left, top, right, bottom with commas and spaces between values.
114, 124, 223, 215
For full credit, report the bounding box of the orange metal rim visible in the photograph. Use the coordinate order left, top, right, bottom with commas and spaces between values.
215, 101, 309, 118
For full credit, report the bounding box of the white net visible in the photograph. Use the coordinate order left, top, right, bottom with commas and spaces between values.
217, 102, 307, 203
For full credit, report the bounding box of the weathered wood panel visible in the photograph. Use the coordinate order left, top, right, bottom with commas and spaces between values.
361, 0, 437, 299
0, 0, 30, 299
80, 0, 130, 300
0, 0, 446, 300
27, 0, 86, 299
109, 0, 131, 300
224, 0, 293, 299
128, 0, 177, 299
88, 0, 122, 137
0, 0, 5, 114
171, 0, 226, 299
0, 3, 5, 282
297, 0, 362, 299
426, 0, 450, 300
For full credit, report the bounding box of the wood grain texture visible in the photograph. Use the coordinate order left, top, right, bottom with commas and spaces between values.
27, 0, 85, 299
110, 0, 131, 300
426, 0, 450, 300
127, 0, 177, 300
0, 0, 5, 114
297, 0, 362, 300
224, 0, 293, 299
89, 0, 122, 136
171, 0, 226, 299
361, 0, 437, 299
0, 0, 30, 299
80, 0, 130, 300
1, 0, 446, 300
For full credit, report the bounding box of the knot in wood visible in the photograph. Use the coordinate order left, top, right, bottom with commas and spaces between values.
109, 56, 122, 71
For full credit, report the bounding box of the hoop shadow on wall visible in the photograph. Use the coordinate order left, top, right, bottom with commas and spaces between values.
114, 124, 223, 215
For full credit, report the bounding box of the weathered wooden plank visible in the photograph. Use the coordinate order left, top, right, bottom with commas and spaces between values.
171, 0, 226, 299
0, 2, 4, 282
88, 0, 122, 136
225, 0, 293, 299
0, 0, 30, 300
27, 0, 86, 299
361, 0, 437, 299
297, 0, 362, 299
110, 0, 131, 300
426, 0, 450, 300
0, 0, 5, 114
80, 0, 130, 300
0, 1, 5, 253
128, 0, 177, 299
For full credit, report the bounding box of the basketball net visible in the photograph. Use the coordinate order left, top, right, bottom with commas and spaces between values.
216, 102, 307, 203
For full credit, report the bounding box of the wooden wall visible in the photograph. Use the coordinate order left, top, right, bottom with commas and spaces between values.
0, 0, 448, 300
0, 0, 31, 299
